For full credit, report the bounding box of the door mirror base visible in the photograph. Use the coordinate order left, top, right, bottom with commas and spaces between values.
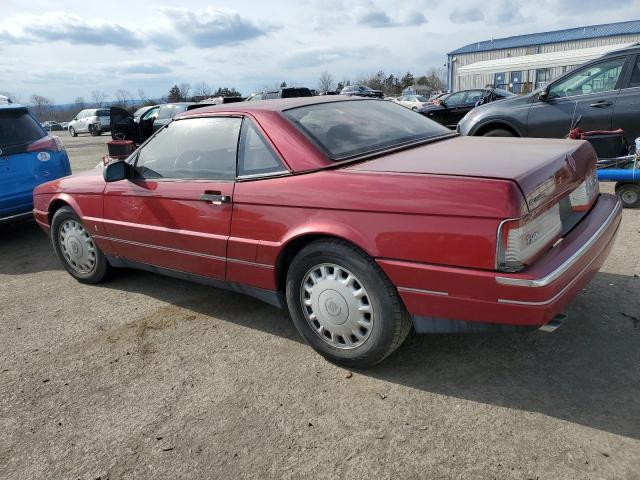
104, 160, 133, 182
538, 88, 549, 101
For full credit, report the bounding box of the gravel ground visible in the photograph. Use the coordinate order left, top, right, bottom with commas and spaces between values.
0, 133, 639, 479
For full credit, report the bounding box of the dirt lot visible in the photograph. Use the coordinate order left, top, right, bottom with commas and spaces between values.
1, 133, 639, 479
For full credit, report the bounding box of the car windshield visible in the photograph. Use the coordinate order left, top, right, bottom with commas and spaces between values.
493, 88, 515, 98
96, 109, 109, 117
133, 107, 152, 117
284, 100, 451, 160
416, 96, 429, 102
0, 110, 44, 149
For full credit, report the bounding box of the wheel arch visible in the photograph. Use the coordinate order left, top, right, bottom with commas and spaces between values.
274, 230, 376, 293
472, 120, 522, 137
47, 194, 82, 224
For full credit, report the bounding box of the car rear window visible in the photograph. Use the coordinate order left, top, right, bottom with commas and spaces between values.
283, 100, 452, 160
0, 110, 44, 149
96, 109, 110, 117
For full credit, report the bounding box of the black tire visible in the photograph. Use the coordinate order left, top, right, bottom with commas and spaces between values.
69, 127, 77, 137
89, 125, 99, 136
286, 239, 412, 368
615, 183, 640, 208
51, 206, 110, 283
483, 128, 515, 137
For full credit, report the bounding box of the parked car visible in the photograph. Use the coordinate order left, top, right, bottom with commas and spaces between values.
394, 94, 431, 111
42, 121, 63, 131
245, 87, 313, 101
110, 103, 195, 144
33, 97, 621, 367
458, 45, 640, 141
418, 88, 515, 129
1, 103, 71, 223
195, 96, 244, 106
60, 122, 69, 130
340, 85, 384, 98
68, 109, 110, 137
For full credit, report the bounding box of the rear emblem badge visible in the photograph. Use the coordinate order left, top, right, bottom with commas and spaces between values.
566, 153, 576, 172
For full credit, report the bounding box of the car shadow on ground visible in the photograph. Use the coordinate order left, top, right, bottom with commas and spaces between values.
0, 220, 60, 275
98, 265, 640, 441
3, 222, 639, 440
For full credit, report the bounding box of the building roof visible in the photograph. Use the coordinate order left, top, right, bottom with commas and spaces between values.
449, 19, 640, 55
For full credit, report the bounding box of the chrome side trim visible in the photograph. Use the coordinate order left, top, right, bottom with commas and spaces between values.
397, 287, 449, 296
94, 235, 274, 269
495, 198, 622, 288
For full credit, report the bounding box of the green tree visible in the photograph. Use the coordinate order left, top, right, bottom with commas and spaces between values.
400, 72, 415, 89
167, 85, 181, 102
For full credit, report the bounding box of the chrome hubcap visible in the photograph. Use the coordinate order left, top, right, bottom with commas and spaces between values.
58, 219, 97, 274
621, 190, 638, 205
300, 263, 374, 350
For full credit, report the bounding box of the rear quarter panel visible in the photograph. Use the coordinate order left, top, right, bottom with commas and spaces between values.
229, 169, 526, 290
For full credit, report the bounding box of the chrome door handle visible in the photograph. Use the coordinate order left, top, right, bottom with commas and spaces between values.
199, 193, 231, 205
589, 101, 612, 108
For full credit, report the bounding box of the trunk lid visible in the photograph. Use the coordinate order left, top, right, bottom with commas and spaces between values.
110, 106, 140, 143
348, 136, 596, 211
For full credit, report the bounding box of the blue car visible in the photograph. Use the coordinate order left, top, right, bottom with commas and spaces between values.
0, 103, 71, 223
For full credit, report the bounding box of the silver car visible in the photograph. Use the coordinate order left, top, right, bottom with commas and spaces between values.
68, 108, 110, 137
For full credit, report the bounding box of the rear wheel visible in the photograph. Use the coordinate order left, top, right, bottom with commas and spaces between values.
89, 125, 99, 136
51, 207, 109, 283
69, 127, 77, 137
286, 239, 412, 368
483, 128, 515, 137
616, 183, 640, 208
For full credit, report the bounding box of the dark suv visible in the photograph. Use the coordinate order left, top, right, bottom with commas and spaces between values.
458, 45, 640, 144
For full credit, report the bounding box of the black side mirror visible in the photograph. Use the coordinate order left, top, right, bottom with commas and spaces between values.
103, 160, 133, 182
538, 88, 549, 101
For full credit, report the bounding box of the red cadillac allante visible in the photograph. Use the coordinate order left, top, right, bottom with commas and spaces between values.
33, 97, 622, 367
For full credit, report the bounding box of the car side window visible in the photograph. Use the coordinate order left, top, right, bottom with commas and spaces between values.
157, 106, 174, 120
464, 90, 483, 104
142, 107, 159, 121
444, 92, 465, 106
548, 57, 626, 99
629, 57, 640, 88
134, 117, 242, 180
238, 119, 287, 177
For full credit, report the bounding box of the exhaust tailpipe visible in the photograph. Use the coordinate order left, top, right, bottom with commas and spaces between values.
539, 313, 568, 333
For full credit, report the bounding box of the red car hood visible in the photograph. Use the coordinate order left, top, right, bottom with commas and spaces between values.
348, 136, 596, 211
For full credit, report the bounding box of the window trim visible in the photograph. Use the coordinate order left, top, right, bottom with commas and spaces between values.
546, 55, 630, 101
131, 115, 243, 182
236, 117, 290, 181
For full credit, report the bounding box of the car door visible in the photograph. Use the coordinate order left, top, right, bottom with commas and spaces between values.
611, 53, 640, 145
102, 115, 241, 280
526, 55, 630, 138
440, 91, 466, 127
110, 107, 140, 143
451, 90, 483, 124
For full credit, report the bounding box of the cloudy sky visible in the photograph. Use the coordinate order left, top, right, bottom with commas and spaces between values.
2, 0, 640, 103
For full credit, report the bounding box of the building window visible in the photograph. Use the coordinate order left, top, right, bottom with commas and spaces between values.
510, 71, 524, 93
535, 68, 552, 89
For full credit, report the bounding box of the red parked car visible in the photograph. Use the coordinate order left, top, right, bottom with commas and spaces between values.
33, 97, 622, 367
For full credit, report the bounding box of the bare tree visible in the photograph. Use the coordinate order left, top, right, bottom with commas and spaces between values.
137, 88, 149, 106
29, 94, 54, 121
114, 89, 132, 108
74, 97, 85, 110
178, 83, 191, 101
318, 71, 335, 93
192, 82, 212, 99
91, 90, 108, 107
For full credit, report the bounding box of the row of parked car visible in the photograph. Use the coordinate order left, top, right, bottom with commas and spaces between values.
3, 43, 640, 227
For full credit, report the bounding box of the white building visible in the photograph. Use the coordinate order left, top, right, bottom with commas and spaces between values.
447, 20, 640, 93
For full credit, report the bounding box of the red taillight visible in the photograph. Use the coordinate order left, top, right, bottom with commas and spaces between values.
26, 135, 65, 153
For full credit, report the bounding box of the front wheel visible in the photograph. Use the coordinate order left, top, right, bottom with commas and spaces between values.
51, 207, 110, 283
286, 239, 412, 368
69, 127, 77, 137
616, 183, 640, 208
483, 128, 515, 137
